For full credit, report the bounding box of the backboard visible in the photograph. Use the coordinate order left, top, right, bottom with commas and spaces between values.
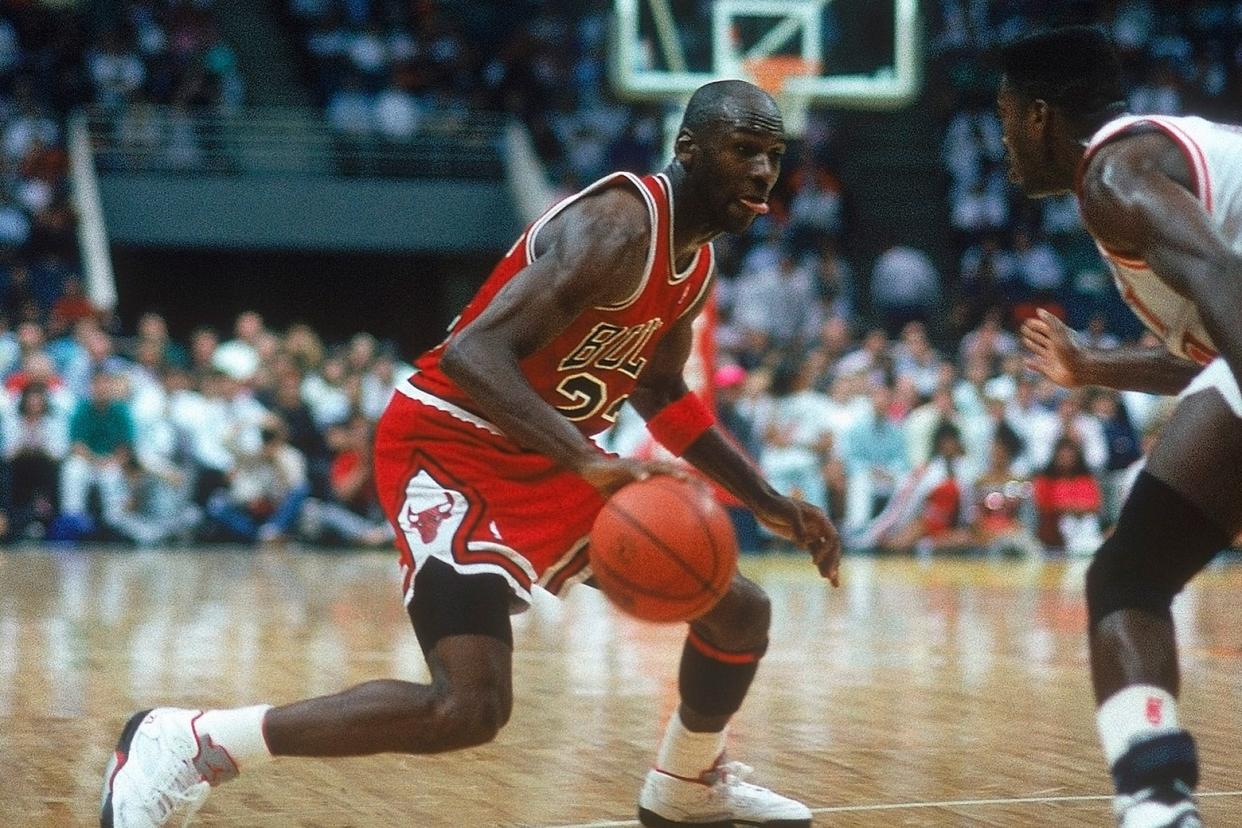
610, 0, 921, 139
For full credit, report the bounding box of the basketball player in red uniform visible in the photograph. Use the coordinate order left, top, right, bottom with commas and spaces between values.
999, 27, 1242, 828
101, 80, 841, 828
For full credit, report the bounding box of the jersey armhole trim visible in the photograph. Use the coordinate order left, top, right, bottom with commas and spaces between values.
593, 172, 660, 310
676, 245, 716, 320
655, 173, 699, 284
1076, 116, 1213, 220
520, 172, 657, 313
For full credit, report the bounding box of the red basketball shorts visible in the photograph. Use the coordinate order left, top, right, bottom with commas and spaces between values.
374, 383, 605, 612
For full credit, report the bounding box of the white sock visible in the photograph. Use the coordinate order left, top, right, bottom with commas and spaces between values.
655, 710, 726, 779
1096, 685, 1180, 767
196, 705, 274, 771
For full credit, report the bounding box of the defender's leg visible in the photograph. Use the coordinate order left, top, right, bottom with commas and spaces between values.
1087, 390, 1242, 827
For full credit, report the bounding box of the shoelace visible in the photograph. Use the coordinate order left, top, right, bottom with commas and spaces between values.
155, 780, 210, 828
709, 761, 756, 791
137, 727, 211, 827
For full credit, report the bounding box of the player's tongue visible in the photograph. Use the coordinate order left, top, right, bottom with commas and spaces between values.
738, 196, 770, 214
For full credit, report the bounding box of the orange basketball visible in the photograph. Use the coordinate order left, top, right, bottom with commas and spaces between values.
589, 475, 738, 623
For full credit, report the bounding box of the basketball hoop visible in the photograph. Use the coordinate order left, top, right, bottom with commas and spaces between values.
743, 55, 818, 133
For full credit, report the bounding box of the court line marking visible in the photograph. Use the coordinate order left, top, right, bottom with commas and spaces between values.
545, 790, 1242, 827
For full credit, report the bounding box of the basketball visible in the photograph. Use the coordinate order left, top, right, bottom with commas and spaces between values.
589, 475, 738, 623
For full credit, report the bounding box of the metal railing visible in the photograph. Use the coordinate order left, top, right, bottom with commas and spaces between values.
84, 105, 508, 180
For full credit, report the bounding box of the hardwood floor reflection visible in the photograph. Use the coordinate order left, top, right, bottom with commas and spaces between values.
1, 548, 1240, 826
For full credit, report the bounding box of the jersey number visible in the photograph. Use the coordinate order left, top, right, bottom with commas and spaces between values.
554, 373, 628, 423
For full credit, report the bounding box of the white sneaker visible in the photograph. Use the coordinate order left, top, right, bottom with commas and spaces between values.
101, 708, 236, 827
1114, 782, 1203, 828
638, 760, 812, 827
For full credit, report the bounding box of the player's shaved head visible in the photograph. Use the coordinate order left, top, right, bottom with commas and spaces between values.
680, 80, 784, 138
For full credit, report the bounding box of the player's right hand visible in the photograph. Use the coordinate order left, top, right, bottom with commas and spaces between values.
574, 456, 690, 496
1021, 308, 1085, 387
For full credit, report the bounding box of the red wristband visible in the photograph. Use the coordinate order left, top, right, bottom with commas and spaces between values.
646, 392, 715, 456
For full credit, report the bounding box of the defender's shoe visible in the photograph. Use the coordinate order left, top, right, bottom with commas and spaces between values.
1114, 782, 1203, 828
101, 708, 236, 828
638, 760, 812, 827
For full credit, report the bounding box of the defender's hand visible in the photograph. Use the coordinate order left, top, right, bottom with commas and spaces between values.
574, 456, 690, 496
753, 496, 841, 586
1021, 309, 1085, 388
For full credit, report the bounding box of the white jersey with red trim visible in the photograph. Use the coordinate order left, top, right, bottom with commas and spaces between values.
1079, 114, 1242, 365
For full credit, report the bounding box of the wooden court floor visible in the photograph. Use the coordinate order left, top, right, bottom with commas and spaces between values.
1, 547, 1240, 827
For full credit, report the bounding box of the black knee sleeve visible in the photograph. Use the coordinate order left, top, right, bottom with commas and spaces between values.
1086, 472, 1230, 630
408, 559, 513, 656
678, 632, 767, 718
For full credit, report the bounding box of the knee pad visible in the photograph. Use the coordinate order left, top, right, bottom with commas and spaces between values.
1086, 472, 1229, 630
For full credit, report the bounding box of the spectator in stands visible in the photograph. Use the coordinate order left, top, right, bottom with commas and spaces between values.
712, 363, 759, 459
971, 424, 1039, 556
3, 381, 67, 539
133, 312, 189, 369
854, 421, 976, 554
58, 370, 133, 538
787, 164, 844, 240
108, 453, 201, 546
751, 360, 833, 518
188, 326, 219, 373
1031, 436, 1103, 556
949, 174, 1010, 240
49, 276, 95, 330
284, 322, 325, 374
259, 367, 332, 497
733, 247, 822, 352
206, 414, 308, 544
869, 244, 941, 337
374, 74, 421, 141
359, 347, 404, 420
841, 381, 908, 535
88, 31, 146, 111
957, 234, 1017, 325
893, 321, 943, 398
814, 314, 853, 370
835, 326, 890, 383
0, 195, 32, 251
1011, 226, 1066, 309
214, 310, 266, 382
1027, 389, 1107, 474
806, 237, 855, 323
300, 413, 391, 546
958, 307, 1018, 365
903, 382, 957, 468
302, 353, 352, 428
1090, 388, 1142, 525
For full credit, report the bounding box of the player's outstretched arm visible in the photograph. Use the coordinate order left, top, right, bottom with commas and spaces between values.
441, 185, 669, 494
629, 303, 841, 584
1021, 308, 1201, 394
1079, 134, 1242, 394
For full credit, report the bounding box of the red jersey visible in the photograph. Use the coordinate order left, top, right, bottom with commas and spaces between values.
408, 171, 715, 437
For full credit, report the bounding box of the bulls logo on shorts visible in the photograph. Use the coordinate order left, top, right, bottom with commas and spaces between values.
398, 470, 467, 548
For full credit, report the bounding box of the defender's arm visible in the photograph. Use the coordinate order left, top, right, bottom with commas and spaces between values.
1080, 135, 1242, 395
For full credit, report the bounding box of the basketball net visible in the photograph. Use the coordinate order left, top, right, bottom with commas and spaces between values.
743, 55, 817, 135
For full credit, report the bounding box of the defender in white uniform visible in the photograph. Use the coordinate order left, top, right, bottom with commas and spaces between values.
1081, 112, 1242, 416
998, 26, 1242, 828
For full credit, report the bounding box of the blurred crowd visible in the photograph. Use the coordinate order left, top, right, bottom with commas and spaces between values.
0, 309, 405, 547
0, 0, 243, 355
5, 1, 1242, 553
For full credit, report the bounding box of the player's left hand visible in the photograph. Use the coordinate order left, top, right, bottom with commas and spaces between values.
753, 496, 841, 587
